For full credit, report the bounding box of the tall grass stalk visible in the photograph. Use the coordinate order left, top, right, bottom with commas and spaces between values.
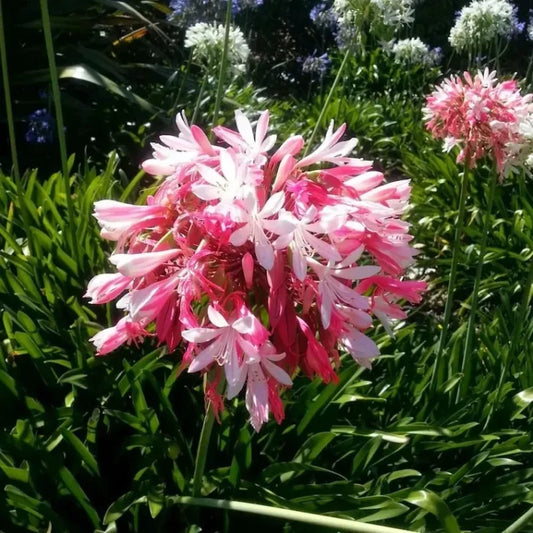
456, 168, 498, 401
169, 496, 412, 532
171, 51, 192, 120
0, 0, 20, 182
191, 71, 208, 124
303, 46, 352, 156
211, 0, 232, 128
39, 0, 78, 264
430, 164, 470, 393
501, 505, 533, 533
0, 0, 38, 256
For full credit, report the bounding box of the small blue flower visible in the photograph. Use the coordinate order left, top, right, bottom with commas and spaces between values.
302, 51, 331, 78
25, 108, 55, 145
310, 2, 326, 22
168, 0, 188, 18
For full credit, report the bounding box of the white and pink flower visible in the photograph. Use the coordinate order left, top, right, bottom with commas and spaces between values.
86, 109, 426, 431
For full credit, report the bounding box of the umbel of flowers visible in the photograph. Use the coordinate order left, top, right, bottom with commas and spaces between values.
86, 111, 426, 431
449, 0, 523, 55
424, 69, 533, 177
184, 22, 250, 73
333, 0, 415, 46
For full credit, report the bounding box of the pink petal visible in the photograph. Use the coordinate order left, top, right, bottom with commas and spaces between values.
110, 249, 180, 278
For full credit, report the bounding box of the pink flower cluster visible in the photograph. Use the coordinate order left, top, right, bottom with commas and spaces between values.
86, 110, 425, 431
424, 69, 532, 175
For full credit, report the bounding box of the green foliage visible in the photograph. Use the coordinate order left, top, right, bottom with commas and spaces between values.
0, 145, 531, 531
0, 7, 532, 533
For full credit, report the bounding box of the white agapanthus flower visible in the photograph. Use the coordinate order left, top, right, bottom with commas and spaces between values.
449, 0, 522, 52
184, 22, 250, 73
504, 113, 533, 176
390, 38, 441, 66
333, 0, 414, 43
370, 0, 415, 28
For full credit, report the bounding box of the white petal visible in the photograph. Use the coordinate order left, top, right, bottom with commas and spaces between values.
207, 306, 229, 328
182, 327, 221, 343
260, 191, 285, 218
306, 233, 342, 262
235, 110, 255, 146
188, 340, 221, 372
232, 315, 256, 335
191, 184, 221, 201
229, 223, 252, 247
255, 240, 274, 270
333, 265, 381, 280
263, 359, 292, 386
291, 246, 308, 281
220, 149, 237, 181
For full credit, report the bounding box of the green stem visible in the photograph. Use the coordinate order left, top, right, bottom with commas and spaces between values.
191, 72, 208, 124
502, 506, 533, 533
171, 51, 192, 120
39, 0, 78, 265
486, 257, 533, 429
456, 167, 498, 402
0, 0, 20, 182
211, 0, 232, 128
192, 375, 222, 497
303, 46, 352, 157
169, 496, 412, 533
430, 164, 470, 393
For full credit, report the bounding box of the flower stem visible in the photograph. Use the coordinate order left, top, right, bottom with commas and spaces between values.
211, 0, 232, 129
430, 164, 470, 393
191, 71, 208, 125
169, 496, 412, 533
192, 375, 221, 497
485, 256, 533, 429
303, 46, 352, 156
171, 51, 192, 121
39, 0, 78, 266
456, 167, 498, 402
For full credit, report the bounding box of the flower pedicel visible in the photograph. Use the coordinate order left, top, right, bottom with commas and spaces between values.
86, 110, 426, 431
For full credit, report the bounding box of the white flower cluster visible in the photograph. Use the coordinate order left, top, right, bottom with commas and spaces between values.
370, 0, 415, 28
333, 0, 415, 44
504, 113, 533, 176
449, 0, 521, 52
390, 38, 441, 66
184, 22, 250, 73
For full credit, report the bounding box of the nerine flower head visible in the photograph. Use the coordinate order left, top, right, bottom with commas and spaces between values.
87, 109, 426, 431
423, 68, 532, 175
449, 0, 523, 53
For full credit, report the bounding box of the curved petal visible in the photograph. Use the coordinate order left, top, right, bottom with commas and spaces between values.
182, 327, 221, 343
